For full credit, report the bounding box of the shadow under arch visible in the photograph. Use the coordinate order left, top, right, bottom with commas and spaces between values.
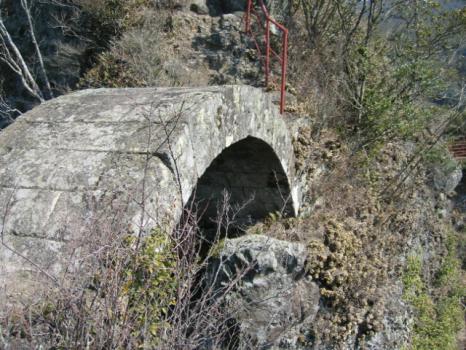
185, 136, 294, 236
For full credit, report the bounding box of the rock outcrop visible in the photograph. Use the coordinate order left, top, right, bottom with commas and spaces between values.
206, 235, 320, 348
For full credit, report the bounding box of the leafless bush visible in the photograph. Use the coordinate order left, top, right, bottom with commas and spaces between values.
154, 0, 190, 9
0, 183, 263, 349
80, 8, 202, 88
285, 8, 347, 134
113, 13, 171, 86
0, 93, 20, 128
0, 0, 53, 102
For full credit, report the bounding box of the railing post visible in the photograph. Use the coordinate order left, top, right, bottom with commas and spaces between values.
245, 0, 289, 114
265, 18, 270, 87
245, 0, 252, 32
280, 29, 288, 114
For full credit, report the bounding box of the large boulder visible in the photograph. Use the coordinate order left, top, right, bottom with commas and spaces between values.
206, 235, 320, 348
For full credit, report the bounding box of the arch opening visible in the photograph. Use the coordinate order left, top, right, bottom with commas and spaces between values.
184, 136, 294, 248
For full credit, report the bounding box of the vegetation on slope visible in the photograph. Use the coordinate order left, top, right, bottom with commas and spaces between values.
248, 133, 465, 348
403, 231, 465, 350
0, 0, 465, 348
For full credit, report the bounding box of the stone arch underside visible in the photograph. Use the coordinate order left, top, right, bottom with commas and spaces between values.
0, 85, 299, 282
189, 136, 294, 230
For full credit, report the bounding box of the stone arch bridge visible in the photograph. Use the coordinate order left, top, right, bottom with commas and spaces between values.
0, 85, 301, 281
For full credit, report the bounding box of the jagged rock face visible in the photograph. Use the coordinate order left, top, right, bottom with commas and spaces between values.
165, 11, 261, 87
166, 0, 291, 87
206, 235, 320, 349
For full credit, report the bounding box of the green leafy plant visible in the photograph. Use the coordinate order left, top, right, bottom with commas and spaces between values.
403, 233, 465, 350
122, 228, 177, 347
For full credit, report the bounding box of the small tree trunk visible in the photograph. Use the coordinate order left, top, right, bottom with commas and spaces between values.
20, 0, 53, 99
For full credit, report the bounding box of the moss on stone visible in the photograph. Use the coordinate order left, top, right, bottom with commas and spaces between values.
207, 238, 226, 258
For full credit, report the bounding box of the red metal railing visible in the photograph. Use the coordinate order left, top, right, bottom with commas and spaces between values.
450, 139, 466, 160
245, 0, 289, 114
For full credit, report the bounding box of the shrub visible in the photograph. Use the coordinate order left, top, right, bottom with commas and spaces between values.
77, 0, 155, 34
121, 229, 178, 347
0, 204, 251, 349
80, 10, 185, 88
288, 0, 466, 148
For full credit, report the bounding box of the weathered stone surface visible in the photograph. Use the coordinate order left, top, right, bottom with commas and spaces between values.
432, 163, 463, 194
189, 0, 209, 14
206, 235, 319, 348
0, 85, 299, 291
363, 282, 413, 350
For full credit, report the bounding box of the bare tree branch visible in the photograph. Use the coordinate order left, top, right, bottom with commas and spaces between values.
0, 5, 44, 102
20, 0, 54, 99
